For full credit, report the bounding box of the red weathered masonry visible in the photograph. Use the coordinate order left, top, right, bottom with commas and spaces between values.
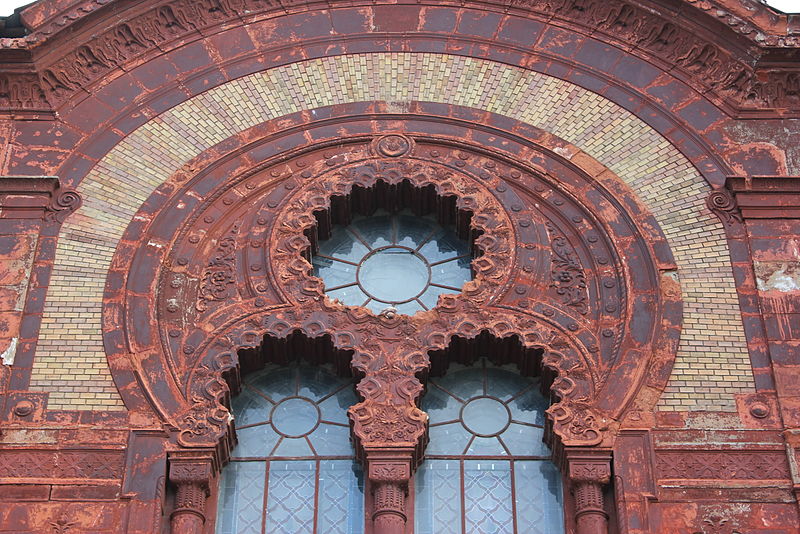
0, 1, 799, 532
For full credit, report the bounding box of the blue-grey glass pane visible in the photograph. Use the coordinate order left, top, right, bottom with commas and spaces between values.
430, 257, 471, 289
318, 460, 364, 534
427, 422, 472, 455
234, 424, 281, 458
435, 366, 484, 401
308, 423, 353, 456
265, 460, 316, 534
418, 285, 450, 309
313, 257, 357, 289
352, 215, 392, 248
216, 461, 265, 534
326, 285, 369, 307
272, 398, 319, 438
319, 387, 356, 425
464, 460, 513, 533
421, 384, 462, 424
396, 214, 435, 248
514, 461, 565, 533
486, 367, 532, 401
466, 436, 508, 456
508, 388, 548, 427
249, 367, 295, 400
419, 231, 469, 263
415, 460, 461, 534
392, 300, 424, 315
297, 366, 343, 400
273, 437, 314, 457
317, 227, 370, 262
232, 387, 272, 427
462, 397, 510, 436
359, 247, 428, 303
500, 423, 547, 457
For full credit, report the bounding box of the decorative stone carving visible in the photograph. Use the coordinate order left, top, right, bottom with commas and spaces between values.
44, 187, 83, 223
655, 451, 789, 480
568, 454, 612, 534
50, 513, 75, 534
168, 456, 213, 534
6, 0, 794, 114
0, 73, 50, 112
0, 450, 124, 479
706, 189, 742, 225
367, 456, 412, 534
197, 223, 240, 311
546, 222, 588, 314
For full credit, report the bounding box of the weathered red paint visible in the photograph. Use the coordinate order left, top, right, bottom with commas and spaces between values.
1, 1, 799, 533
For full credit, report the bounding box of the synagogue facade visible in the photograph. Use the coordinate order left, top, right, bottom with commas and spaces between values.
0, 0, 799, 533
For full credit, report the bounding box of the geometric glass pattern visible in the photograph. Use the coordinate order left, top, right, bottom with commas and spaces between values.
312, 209, 473, 316
216, 363, 364, 534
415, 359, 565, 533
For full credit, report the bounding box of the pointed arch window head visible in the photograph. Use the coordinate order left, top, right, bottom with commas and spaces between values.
312, 208, 473, 316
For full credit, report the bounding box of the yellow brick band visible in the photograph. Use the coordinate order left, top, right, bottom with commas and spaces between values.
30, 52, 751, 411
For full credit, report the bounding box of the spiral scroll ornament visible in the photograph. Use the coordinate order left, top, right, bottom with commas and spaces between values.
706, 189, 742, 225
45, 188, 83, 223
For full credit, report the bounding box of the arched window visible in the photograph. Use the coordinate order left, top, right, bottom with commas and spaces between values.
415, 359, 565, 533
216, 362, 364, 534
313, 208, 472, 316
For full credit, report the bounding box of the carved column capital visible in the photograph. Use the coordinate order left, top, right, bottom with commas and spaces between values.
168, 454, 214, 534
567, 451, 612, 534
366, 449, 413, 534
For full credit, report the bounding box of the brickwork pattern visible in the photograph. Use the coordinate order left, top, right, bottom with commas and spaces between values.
29, 53, 751, 410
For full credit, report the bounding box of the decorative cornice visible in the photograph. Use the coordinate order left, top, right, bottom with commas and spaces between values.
0, 1, 797, 115
726, 176, 800, 219
0, 176, 82, 222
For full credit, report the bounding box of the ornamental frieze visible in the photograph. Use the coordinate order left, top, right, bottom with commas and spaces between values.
0, 0, 796, 114
655, 450, 791, 480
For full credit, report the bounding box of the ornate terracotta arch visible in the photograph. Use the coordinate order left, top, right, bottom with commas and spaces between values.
101, 108, 681, 532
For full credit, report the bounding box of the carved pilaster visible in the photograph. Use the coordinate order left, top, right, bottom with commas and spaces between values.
568, 452, 612, 534
367, 450, 413, 534
168, 455, 213, 534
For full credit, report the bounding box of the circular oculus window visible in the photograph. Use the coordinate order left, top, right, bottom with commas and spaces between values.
312, 210, 473, 315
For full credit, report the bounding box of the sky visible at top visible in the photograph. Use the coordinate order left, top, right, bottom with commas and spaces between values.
0, 0, 798, 20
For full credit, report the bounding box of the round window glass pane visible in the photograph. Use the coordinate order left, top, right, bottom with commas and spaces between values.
358, 247, 429, 303
271, 397, 320, 438
312, 210, 472, 315
461, 396, 511, 437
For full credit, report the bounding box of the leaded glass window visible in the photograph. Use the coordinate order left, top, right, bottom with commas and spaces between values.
216, 363, 364, 534
312, 209, 473, 316
415, 359, 565, 533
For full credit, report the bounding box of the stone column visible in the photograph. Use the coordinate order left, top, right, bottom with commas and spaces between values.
168, 456, 212, 534
568, 453, 612, 534
367, 450, 413, 534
